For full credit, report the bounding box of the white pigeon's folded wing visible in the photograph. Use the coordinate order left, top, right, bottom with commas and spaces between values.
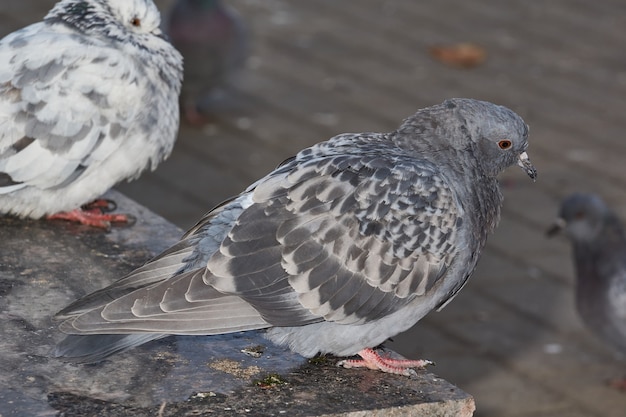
0, 25, 144, 194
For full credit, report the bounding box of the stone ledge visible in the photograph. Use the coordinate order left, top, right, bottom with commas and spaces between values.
0, 191, 474, 416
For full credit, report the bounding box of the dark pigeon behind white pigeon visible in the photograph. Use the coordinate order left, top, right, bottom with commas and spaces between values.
165, 0, 247, 123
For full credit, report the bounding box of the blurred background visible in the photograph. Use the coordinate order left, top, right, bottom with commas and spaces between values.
3, 0, 626, 415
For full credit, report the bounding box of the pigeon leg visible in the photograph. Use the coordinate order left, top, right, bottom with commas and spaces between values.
337, 348, 433, 377
82, 199, 117, 213
46, 200, 131, 229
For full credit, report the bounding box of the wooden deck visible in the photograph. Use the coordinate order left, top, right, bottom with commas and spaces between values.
3, 1, 626, 416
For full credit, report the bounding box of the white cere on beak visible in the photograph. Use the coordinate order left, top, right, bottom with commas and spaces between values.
517, 152, 537, 181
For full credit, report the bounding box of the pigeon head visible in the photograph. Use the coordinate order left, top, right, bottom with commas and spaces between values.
106, 0, 162, 35
453, 98, 536, 180
395, 98, 536, 181
547, 193, 618, 243
45, 0, 182, 91
47, 0, 166, 43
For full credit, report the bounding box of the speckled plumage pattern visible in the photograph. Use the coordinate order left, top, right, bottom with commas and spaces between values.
550, 193, 626, 354
55, 98, 536, 365
0, 0, 183, 218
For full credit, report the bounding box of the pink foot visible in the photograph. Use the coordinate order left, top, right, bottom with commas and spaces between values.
337, 348, 434, 377
46, 199, 131, 229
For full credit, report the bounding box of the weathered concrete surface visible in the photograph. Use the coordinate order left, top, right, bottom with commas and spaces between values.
0, 191, 474, 416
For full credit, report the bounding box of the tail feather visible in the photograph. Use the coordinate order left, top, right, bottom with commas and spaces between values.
55, 240, 197, 319
53, 334, 167, 364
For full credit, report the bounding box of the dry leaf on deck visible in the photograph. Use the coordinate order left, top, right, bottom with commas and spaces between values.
429, 43, 487, 68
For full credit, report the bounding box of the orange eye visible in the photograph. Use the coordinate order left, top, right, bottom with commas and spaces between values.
498, 140, 512, 149
130, 17, 141, 27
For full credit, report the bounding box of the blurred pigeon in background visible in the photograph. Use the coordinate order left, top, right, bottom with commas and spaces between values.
54, 98, 536, 376
165, 0, 247, 125
548, 193, 626, 389
0, 0, 183, 228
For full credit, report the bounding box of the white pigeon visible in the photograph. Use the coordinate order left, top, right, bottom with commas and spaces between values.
55, 98, 537, 376
0, 0, 183, 228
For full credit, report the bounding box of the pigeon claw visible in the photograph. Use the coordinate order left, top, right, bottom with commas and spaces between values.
46, 200, 134, 230
337, 348, 433, 377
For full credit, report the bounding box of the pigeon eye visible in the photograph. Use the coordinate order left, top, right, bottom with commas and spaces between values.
130, 17, 141, 27
498, 140, 512, 149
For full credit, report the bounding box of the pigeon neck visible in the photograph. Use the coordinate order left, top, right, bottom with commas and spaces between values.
573, 215, 626, 289
576, 214, 626, 251
390, 130, 503, 239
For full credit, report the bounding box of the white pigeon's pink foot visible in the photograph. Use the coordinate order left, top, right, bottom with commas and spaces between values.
46, 199, 131, 229
337, 348, 434, 377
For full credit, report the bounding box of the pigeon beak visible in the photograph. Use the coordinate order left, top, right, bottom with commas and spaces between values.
546, 217, 566, 237
517, 152, 537, 181
154, 28, 171, 42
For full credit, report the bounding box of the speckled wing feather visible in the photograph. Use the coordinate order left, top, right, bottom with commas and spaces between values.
0, 24, 146, 194
207, 133, 462, 326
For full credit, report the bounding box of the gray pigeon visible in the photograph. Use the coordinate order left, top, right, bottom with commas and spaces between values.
0, 0, 183, 228
165, 0, 246, 125
54, 98, 536, 375
548, 193, 626, 386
